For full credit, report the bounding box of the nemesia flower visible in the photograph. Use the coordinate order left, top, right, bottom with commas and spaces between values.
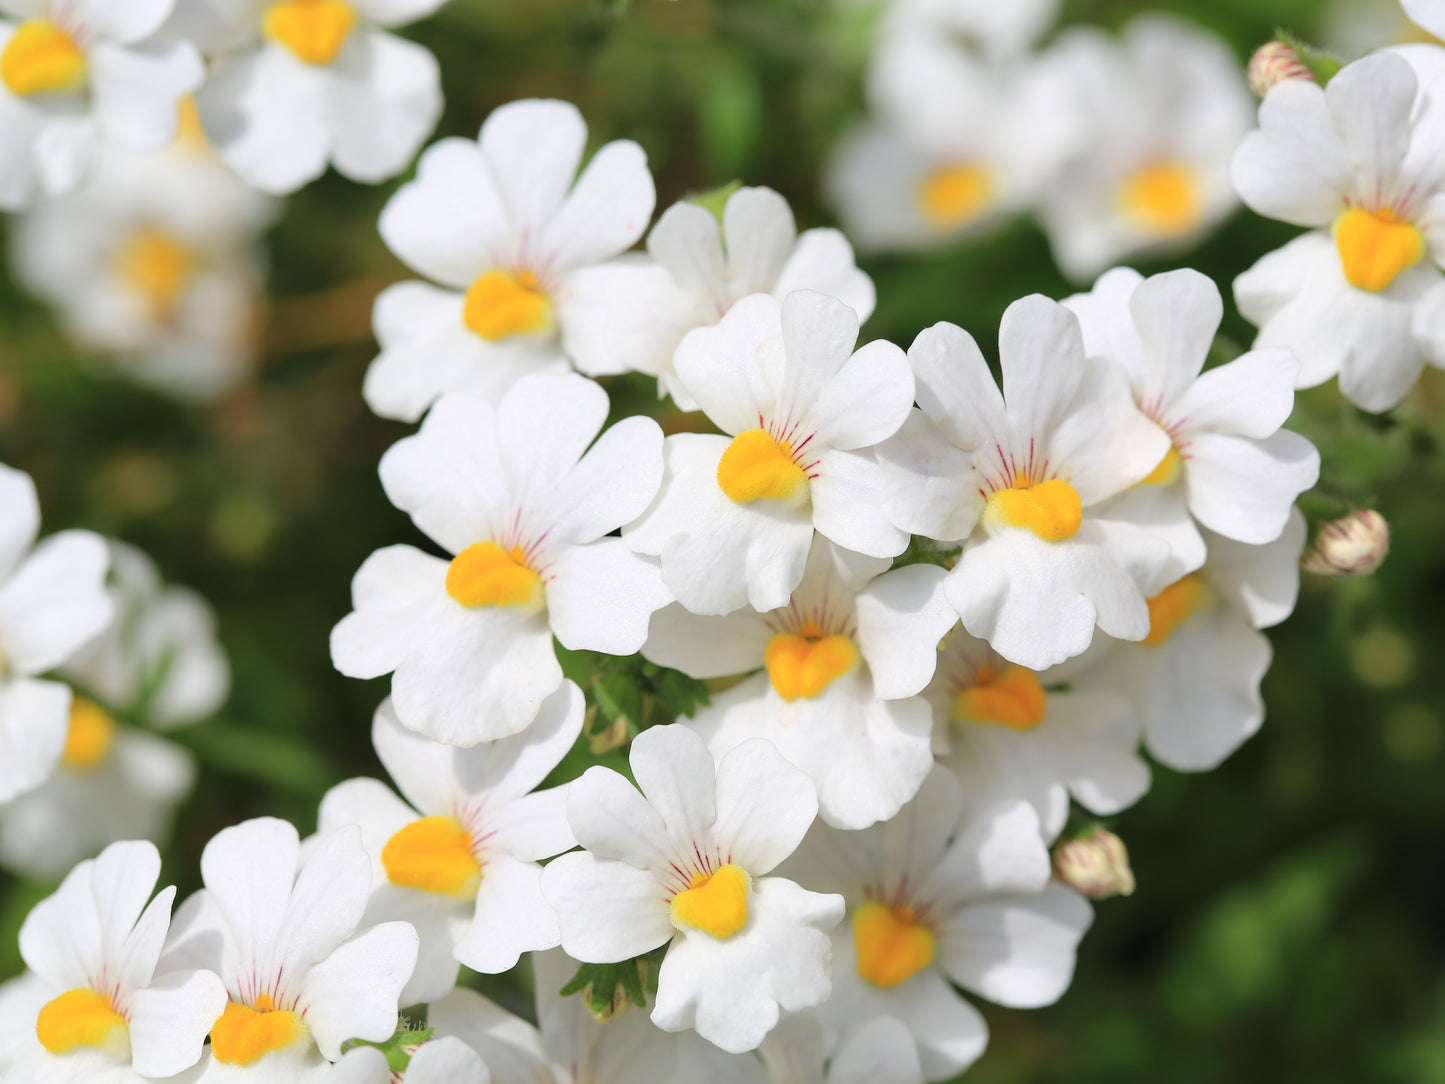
10, 114, 276, 401
875, 295, 1173, 670
1062, 266, 1319, 582
0, 0, 203, 209
365, 98, 655, 422
541, 725, 845, 1053
1073, 509, 1306, 771
922, 628, 1148, 840
645, 536, 954, 829
563, 185, 875, 408
331, 373, 670, 745
758, 1013, 922, 1084
0, 840, 227, 1081
182, 0, 445, 194
0, 463, 113, 803
778, 770, 1092, 1083
1231, 48, 1445, 411
625, 290, 914, 616
1032, 16, 1253, 280
159, 817, 419, 1079
317, 684, 582, 1003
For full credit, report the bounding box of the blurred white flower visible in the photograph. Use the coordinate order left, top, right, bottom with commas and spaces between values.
0, 0, 203, 209
876, 0, 1058, 63
759, 1013, 922, 1084
366, 98, 655, 422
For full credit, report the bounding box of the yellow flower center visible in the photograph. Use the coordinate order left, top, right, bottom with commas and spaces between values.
1142, 573, 1208, 647
716, 429, 810, 505
62, 697, 116, 771
670, 864, 750, 939
209, 994, 309, 1066
175, 96, 208, 149
462, 269, 553, 341
1138, 445, 1182, 487
36, 988, 129, 1057
852, 901, 935, 989
116, 228, 194, 321
764, 620, 860, 701
917, 163, 994, 230
1118, 162, 1202, 237
984, 477, 1082, 541
0, 19, 86, 97
380, 816, 483, 900
1334, 207, 1426, 293
262, 0, 357, 66
953, 663, 1048, 731
445, 542, 545, 611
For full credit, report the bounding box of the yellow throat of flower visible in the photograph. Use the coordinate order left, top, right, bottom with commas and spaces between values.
116, 229, 194, 322
716, 429, 810, 506
1, 20, 86, 97
853, 900, 935, 989
36, 988, 129, 1058
1138, 445, 1182, 487
670, 864, 750, 939
764, 620, 860, 701
63, 697, 116, 771
918, 163, 994, 230
446, 541, 545, 611
463, 269, 553, 341
262, 0, 358, 66
953, 663, 1048, 731
1142, 573, 1208, 647
1119, 162, 1202, 238
1334, 206, 1426, 293
985, 476, 1082, 542
209, 994, 309, 1066
381, 815, 483, 900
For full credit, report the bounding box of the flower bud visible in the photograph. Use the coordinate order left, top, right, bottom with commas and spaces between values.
1053, 828, 1135, 900
1248, 41, 1316, 97
583, 963, 648, 1023
1301, 509, 1390, 577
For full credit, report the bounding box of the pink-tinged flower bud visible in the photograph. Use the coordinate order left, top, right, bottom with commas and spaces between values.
1248, 41, 1316, 97
1054, 828, 1135, 900
1302, 509, 1390, 576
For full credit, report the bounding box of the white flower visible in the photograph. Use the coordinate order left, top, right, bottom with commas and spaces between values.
182, 0, 443, 194
159, 817, 419, 1078
10, 118, 277, 402
1403, 0, 1445, 40
0, 695, 194, 878
1072, 508, 1306, 771
875, 0, 1058, 63
0, 0, 203, 209
625, 290, 914, 616
365, 98, 655, 422
759, 1013, 922, 1084
317, 684, 582, 1004
540, 725, 844, 1054
1033, 16, 1252, 280
0, 840, 227, 1081
922, 628, 1148, 840
1231, 48, 1445, 412
778, 770, 1092, 1083
0, 463, 113, 803
331, 373, 669, 746
563, 185, 875, 409
645, 536, 953, 830
1062, 266, 1319, 582
875, 295, 1173, 670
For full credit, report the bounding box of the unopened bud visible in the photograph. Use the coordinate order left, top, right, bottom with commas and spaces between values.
583, 964, 647, 1023
389, 1042, 425, 1084
1302, 509, 1390, 577
1248, 41, 1316, 97
1054, 828, 1135, 900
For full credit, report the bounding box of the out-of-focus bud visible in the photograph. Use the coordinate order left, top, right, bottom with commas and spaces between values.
1302, 509, 1390, 577
1054, 828, 1135, 900
1248, 41, 1316, 97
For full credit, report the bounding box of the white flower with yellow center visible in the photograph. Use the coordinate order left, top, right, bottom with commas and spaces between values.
563, 185, 875, 410
365, 98, 656, 423
645, 536, 953, 830
759, 1013, 922, 1084
779, 770, 1092, 1083
875, 295, 1174, 670
159, 817, 419, 1078
624, 290, 914, 616
0, 840, 227, 1082
1231, 48, 1445, 412
922, 629, 1148, 840
540, 725, 844, 1054
1062, 266, 1320, 582
0, 0, 203, 210
331, 374, 669, 746
11, 112, 277, 402
1072, 508, 1306, 771
318, 685, 582, 1004
0, 463, 114, 804
180, 0, 443, 194
1032, 16, 1253, 281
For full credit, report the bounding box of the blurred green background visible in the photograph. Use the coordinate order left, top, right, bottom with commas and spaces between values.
3, 0, 1445, 1080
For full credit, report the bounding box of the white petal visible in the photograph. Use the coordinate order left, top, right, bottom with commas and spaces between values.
806, 338, 914, 451
773, 228, 875, 323
640, 603, 771, 679
998, 296, 1086, 442
875, 411, 984, 542
810, 449, 910, 559
454, 853, 558, 974
855, 563, 955, 700
480, 99, 586, 237
539, 139, 654, 273
711, 738, 818, 876
923, 799, 1050, 904
537, 415, 666, 546
541, 851, 673, 963
629, 723, 719, 849
672, 293, 785, 436
326, 31, 442, 186
723, 186, 797, 295
937, 883, 1092, 1007
299, 921, 418, 1059
0, 530, 112, 676
0, 464, 39, 583
0, 676, 69, 803
1172, 346, 1302, 440
406, 1036, 490, 1084
1184, 430, 1320, 544
128, 969, 228, 1078
89, 40, 203, 150
564, 764, 677, 871
1202, 508, 1306, 629
1229, 80, 1352, 226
